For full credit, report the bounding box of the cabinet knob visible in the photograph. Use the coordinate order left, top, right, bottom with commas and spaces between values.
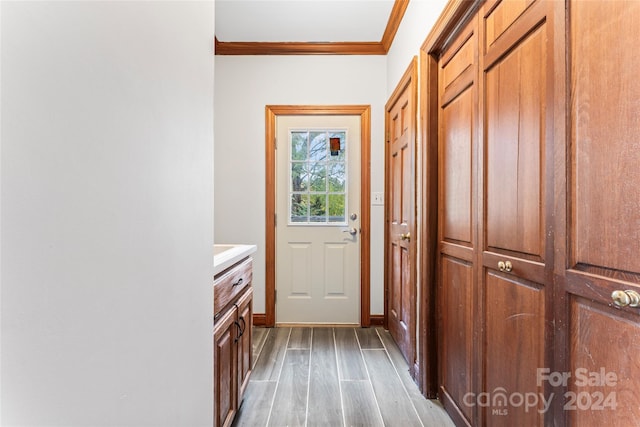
498, 260, 512, 272
612, 290, 640, 308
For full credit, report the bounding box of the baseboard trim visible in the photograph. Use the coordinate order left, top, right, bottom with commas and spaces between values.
253, 313, 266, 326
370, 315, 384, 326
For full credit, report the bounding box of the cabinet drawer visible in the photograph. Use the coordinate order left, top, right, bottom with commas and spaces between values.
214, 257, 252, 317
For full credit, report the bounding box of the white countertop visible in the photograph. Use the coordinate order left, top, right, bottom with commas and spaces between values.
213, 244, 257, 276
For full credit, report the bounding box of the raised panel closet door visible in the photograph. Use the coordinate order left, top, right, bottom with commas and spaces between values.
565, 1, 640, 425
387, 75, 415, 366
481, 1, 552, 425
437, 15, 478, 427
387, 62, 417, 368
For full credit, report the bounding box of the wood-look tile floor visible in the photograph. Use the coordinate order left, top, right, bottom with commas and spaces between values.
232, 327, 455, 427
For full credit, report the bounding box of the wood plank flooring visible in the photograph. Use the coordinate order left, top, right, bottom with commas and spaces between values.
233, 327, 455, 427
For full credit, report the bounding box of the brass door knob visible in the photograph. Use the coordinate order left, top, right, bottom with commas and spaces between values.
498, 260, 512, 272
400, 232, 411, 241
611, 290, 640, 307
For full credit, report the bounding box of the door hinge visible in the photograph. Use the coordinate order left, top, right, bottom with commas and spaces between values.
274, 213, 277, 226
274, 136, 277, 150
275, 289, 277, 303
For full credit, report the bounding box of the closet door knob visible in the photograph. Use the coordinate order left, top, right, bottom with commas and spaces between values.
498, 261, 512, 272
612, 290, 640, 308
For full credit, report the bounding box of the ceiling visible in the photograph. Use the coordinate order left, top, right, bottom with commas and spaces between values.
215, 0, 407, 55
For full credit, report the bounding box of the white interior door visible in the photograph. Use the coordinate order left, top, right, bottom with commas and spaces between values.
276, 115, 361, 324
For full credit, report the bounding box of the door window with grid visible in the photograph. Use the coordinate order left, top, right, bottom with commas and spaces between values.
289, 129, 347, 225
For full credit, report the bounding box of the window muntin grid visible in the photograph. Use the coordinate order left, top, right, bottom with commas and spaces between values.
289, 129, 347, 225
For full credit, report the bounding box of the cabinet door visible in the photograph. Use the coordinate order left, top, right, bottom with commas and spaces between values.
214, 307, 237, 427
480, 1, 552, 425
235, 287, 253, 403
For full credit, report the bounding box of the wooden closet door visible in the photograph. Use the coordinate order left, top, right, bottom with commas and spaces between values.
559, 1, 640, 426
480, 1, 552, 425
437, 17, 479, 427
386, 59, 418, 371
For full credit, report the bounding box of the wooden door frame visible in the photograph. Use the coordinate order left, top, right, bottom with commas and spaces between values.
384, 58, 418, 379
265, 105, 372, 327
418, 0, 481, 400
418, 50, 439, 399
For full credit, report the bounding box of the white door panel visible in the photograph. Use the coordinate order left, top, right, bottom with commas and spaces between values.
276, 115, 360, 324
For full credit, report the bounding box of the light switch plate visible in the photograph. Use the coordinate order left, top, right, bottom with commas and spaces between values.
372, 192, 384, 206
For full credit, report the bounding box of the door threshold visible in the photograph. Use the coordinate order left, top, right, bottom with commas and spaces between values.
275, 322, 360, 328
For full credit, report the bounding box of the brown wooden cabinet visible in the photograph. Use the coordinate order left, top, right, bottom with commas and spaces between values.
423, 0, 640, 426
214, 258, 253, 427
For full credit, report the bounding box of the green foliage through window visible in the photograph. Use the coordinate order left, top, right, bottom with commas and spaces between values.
290, 130, 346, 224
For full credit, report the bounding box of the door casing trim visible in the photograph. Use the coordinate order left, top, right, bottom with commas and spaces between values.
265, 105, 371, 327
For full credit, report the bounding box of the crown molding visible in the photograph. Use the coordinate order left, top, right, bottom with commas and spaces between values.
215, 39, 386, 55
380, 0, 409, 52
215, 0, 409, 55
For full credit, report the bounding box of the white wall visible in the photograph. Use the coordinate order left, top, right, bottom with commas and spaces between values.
1, 2, 215, 426
214, 55, 387, 315
213, 2, 449, 319
385, 0, 448, 350
386, 0, 449, 94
